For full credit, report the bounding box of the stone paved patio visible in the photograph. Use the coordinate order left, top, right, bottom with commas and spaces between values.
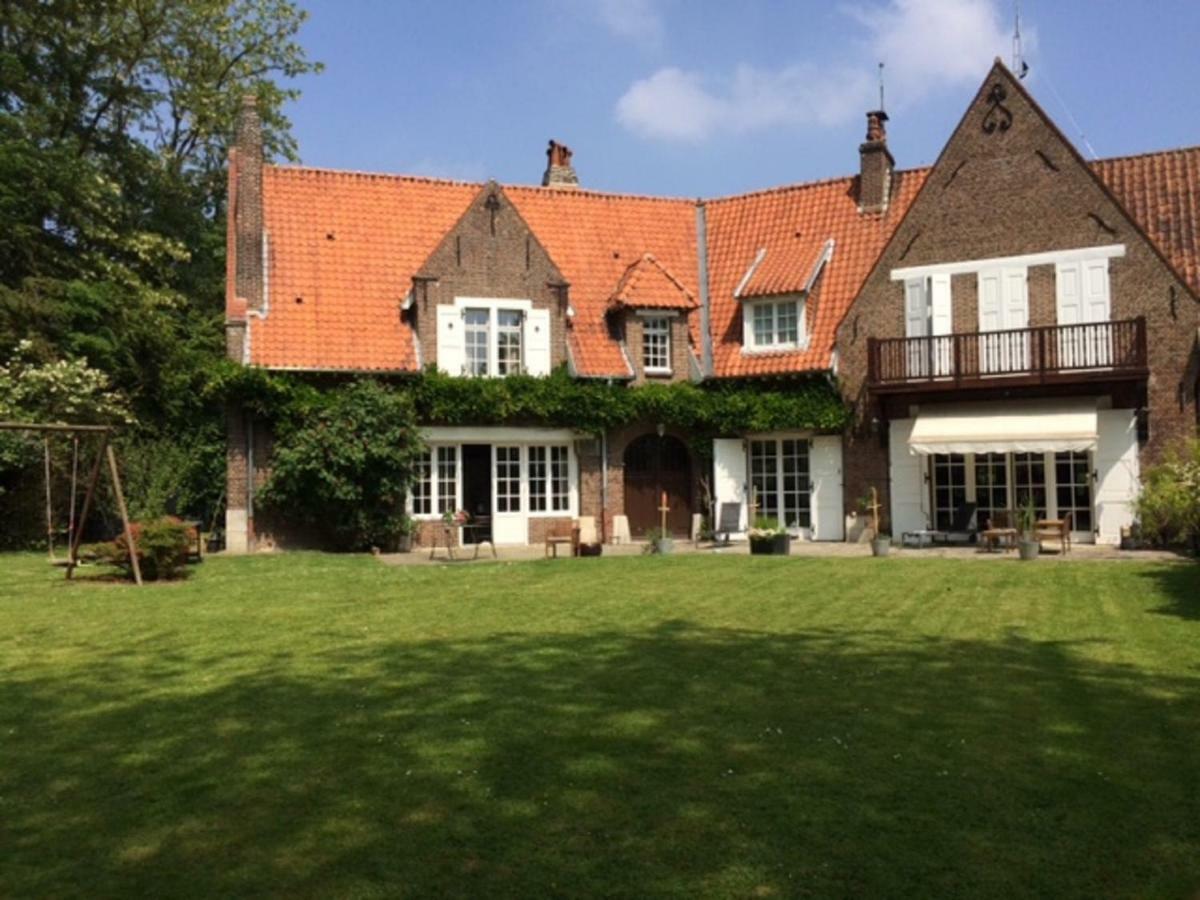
377, 539, 1187, 566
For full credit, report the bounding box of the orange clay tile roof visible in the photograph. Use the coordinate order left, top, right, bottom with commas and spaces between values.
1092, 146, 1200, 298
735, 235, 828, 299
239, 147, 1200, 377
249, 167, 479, 371
706, 170, 928, 376
610, 253, 697, 310
504, 187, 698, 377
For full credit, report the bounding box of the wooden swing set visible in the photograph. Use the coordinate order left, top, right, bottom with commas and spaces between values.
0, 421, 142, 585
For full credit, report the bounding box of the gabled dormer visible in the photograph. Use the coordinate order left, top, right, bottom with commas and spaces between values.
735, 238, 833, 355
607, 254, 699, 383
407, 181, 570, 377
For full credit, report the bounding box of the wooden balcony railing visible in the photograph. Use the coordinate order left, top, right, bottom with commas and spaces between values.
867, 317, 1147, 390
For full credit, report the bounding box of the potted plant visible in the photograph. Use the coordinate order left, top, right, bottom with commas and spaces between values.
1016, 496, 1040, 561
862, 486, 891, 556
748, 517, 791, 555
643, 527, 674, 555
395, 514, 415, 553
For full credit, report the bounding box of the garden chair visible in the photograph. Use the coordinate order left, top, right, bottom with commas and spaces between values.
1036, 511, 1072, 555
545, 520, 580, 558
945, 501, 979, 545
980, 510, 1018, 553
713, 502, 742, 547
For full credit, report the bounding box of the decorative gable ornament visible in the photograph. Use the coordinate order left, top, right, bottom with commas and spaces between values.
982, 83, 1013, 134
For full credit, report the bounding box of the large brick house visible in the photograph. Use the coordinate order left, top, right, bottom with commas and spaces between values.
224, 61, 1199, 552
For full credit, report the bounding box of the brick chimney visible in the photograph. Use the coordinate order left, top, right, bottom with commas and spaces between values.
858, 110, 894, 213
234, 94, 265, 310
542, 140, 579, 189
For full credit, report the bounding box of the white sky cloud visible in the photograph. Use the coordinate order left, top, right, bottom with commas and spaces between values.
616, 0, 1014, 142
591, 0, 664, 46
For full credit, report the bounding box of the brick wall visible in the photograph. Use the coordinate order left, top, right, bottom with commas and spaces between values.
623, 311, 695, 385
413, 183, 570, 372
835, 65, 1200, 525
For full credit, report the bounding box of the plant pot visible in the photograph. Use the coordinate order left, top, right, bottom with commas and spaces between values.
1018, 539, 1040, 561
396, 533, 413, 553
871, 536, 891, 557
655, 537, 674, 555
750, 534, 791, 556
578, 542, 603, 557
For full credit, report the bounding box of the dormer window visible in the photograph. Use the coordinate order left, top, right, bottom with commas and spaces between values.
642, 315, 671, 374
459, 305, 525, 376
745, 296, 805, 351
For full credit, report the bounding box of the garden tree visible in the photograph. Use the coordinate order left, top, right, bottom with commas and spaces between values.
259, 380, 426, 552
0, 0, 319, 544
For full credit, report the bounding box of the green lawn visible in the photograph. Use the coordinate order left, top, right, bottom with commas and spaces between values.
2, 552, 1198, 898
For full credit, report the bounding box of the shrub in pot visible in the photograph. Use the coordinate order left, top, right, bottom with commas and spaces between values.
643, 527, 674, 555
749, 517, 791, 556
1016, 496, 1040, 561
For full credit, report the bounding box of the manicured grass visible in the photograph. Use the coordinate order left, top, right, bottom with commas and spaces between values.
1, 552, 1198, 898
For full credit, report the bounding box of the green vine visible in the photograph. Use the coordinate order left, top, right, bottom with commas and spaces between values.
206, 362, 850, 437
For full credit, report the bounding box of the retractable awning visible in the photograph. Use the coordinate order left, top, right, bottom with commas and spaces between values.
908, 399, 1099, 456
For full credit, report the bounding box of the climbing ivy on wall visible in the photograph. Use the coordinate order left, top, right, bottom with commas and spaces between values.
207, 363, 850, 437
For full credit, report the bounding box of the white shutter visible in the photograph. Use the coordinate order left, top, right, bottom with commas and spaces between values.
929, 272, 952, 376
810, 435, 844, 541
904, 278, 928, 378
977, 270, 1003, 332
1002, 267, 1029, 329
1095, 409, 1138, 545
712, 438, 747, 533
888, 418, 926, 537
524, 308, 551, 376
1082, 259, 1111, 323
436, 305, 463, 375
1056, 261, 1084, 368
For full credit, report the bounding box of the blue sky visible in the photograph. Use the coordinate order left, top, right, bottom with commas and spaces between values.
284, 0, 1200, 197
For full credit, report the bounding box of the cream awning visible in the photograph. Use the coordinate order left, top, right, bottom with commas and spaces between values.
908, 399, 1099, 456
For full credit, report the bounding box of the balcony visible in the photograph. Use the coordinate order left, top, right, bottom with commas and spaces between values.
867, 317, 1148, 393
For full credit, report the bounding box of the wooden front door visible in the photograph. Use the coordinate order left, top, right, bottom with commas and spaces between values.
624, 434, 692, 537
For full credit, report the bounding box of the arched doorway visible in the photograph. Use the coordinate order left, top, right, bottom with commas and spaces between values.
623, 433, 693, 537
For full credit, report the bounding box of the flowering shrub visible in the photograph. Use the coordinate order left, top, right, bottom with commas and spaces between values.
98, 517, 194, 581
1135, 439, 1200, 551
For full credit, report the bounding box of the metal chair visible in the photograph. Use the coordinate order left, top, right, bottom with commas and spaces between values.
713, 502, 742, 546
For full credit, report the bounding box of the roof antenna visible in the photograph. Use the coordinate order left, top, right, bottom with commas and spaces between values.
878, 61, 886, 111
1012, 0, 1029, 79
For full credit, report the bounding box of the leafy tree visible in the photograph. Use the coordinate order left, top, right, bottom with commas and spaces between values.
259, 380, 426, 552
0, 0, 320, 543
1135, 439, 1200, 552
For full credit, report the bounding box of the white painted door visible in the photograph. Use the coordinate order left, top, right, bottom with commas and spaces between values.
1057, 259, 1112, 368
810, 436, 844, 541
930, 272, 953, 376
978, 267, 1028, 373
492, 445, 526, 544
712, 438, 747, 533
1094, 409, 1138, 545
888, 419, 926, 536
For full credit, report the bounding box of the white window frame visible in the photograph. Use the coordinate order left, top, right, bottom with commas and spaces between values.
746, 434, 812, 532
742, 295, 806, 352
408, 437, 577, 521
411, 445, 460, 518
453, 298, 532, 377
642, 315, 672, 374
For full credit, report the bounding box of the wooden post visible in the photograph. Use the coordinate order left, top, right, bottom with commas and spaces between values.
867, 486, 882, 536
43, 437, 54, 560
67, 431, 108, 579
658, 490, 670, 536
106, 443, 142, 586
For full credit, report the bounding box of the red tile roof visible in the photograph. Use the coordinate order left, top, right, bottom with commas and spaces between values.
237, 145, 1200, 378
249, 167, 478, 371
705, 171, 928, 376
610, 253, 697, 310
505, 187, 697, 378
1093, 146, 1200, 298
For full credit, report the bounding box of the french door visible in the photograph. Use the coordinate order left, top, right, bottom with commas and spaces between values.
930, 450, 1094, 540
1055, 259, 1113, 368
